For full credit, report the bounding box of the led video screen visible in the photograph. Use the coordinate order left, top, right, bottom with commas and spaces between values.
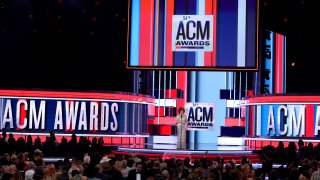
127, 0, 259, 70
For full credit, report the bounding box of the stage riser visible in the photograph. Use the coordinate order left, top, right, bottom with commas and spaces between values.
217, 137, 245, 146
148, 135, 177, 145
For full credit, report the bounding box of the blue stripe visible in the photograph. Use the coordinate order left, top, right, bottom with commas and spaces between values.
130, 0, 140, 66
217, 0, 238, 67
187, 0, 197, 14
261, 105, 269, 136
173, 0, 197, 66
174, 0, 187, 66
265, 31, 273, 94
186, 52, 196, 66
193, 72, 226, 146
315, 105, 317, 137
174, 0, 186, 14
153, 0, 158, 65
187, 0, 197, 66
245, 0, 257, 67
163, 0, 167, 66
174, 52, 186, 66
158, 0, 166, 66
282, 36, 286, 93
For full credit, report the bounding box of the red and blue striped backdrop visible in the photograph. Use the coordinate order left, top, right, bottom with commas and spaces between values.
128, 0, 259, 70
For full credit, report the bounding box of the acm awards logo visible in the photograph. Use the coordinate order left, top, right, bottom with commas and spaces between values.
172, 15, 213, 52
185, 102, 215, 130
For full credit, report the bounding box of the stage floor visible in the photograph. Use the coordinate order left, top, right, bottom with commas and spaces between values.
112, 144, 260, 163
112, 143, 261, 163
117, 143, 260, 151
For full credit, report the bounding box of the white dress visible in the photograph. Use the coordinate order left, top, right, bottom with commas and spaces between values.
176, 114, 187, 149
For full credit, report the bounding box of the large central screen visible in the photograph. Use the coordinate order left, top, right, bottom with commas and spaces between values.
127, 0, 259, 71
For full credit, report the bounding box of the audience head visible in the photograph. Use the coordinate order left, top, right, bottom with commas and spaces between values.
83, 155, 91, 164
25, 169, 35, 180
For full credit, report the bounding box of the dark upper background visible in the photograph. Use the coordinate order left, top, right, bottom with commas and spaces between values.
0, 0, 318, 93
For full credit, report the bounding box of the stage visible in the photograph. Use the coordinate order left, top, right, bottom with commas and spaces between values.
111, 143, 261, 163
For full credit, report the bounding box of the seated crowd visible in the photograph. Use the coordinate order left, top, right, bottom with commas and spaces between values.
1, 131, 320, 180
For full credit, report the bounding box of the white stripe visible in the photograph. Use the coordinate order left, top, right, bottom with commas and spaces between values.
118, 147, 252, 154
124, 103, 128, 132
244, 137, 320, 143
0, 131, 149, 137
155, 99, 176, 107
196, 0, 205, 66
237, 0, 246, 67
256, 105, 261, 136
218, 137, 244, 146
269, 31, 274, 93
0, 96, 154, 105
241, 102, 320, 106
226, 100, 241, 108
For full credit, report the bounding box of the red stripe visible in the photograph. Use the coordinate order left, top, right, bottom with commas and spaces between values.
20, 101, 26, 128
225, 118, 245, 126
305, 105, 314, 137
166, 89, 177, 99
212, 0, 217, 66
0, 90, 154, 103
139, 0, 154, 66
158, 126, 172, 135
177, 71, 187, 114
155, 107, 165, 117
165, 0, 174, 66
148, 117, 176, 125
275, 34, 283, 93
204, 0, 212, 66
17, 99, 26, 130
177, 71, 187, 102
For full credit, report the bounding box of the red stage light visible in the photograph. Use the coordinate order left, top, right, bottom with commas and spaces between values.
92, 17, 97, 22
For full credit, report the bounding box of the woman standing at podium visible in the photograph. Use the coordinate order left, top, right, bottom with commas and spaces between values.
176, 107, 187, 149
